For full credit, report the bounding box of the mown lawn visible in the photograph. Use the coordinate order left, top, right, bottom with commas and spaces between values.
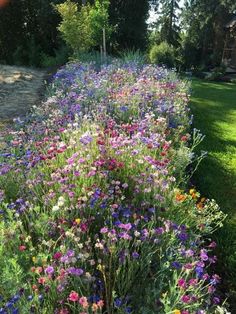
190, 78, 236, 309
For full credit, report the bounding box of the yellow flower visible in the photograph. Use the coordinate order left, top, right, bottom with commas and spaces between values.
173, 310, 181, 314
75, 218, 81, 224
189, 188, 195, 195
97, 264, 105, 273
32, 256, 36, 263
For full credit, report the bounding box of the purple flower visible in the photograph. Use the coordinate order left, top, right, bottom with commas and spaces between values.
132, 252, 139, 259
200, 249, 208, 261
177, 232, 188, 242
45, 266, 54, 275
66, 249, 75, 257
67, 267, 84, 276
100, 227, 108, 234
119, 223, 132, 231
155, 227, 164, 235
212, 296, 220, 304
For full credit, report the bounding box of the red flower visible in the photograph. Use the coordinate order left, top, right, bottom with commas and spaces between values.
53, 252, 62, 260
19, 245, 26, 251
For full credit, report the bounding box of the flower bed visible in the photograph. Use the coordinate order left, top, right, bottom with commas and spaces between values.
0, 62, 226, 314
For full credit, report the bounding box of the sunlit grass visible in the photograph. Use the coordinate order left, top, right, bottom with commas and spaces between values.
190, 78, 236, 309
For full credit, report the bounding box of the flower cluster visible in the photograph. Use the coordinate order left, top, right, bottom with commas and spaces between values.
0, 62, 227, 313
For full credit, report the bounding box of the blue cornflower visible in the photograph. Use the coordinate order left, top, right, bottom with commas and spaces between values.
171, 261, 182, 269
177, 232, 188, 242
5, 302, 13, 309
125, 307, 132, 313
38, 295, 43, 302
11, 294, 20, 303
195, 266, 204, 278
27, 295, 33, 301
114, 298, 122, 307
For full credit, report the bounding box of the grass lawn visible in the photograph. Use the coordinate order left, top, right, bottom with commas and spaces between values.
190, 78, 236, 309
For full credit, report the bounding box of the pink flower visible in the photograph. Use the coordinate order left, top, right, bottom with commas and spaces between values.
68, 291, 79, 302
58, 308, 69, 314
188, 278, 198, 287
79, 296, 89, 309
97, 300, 104, 308
208, 241, 217, 248
19, 245, 26, 251
100, 227, 108, 233
119, 223, 132, 231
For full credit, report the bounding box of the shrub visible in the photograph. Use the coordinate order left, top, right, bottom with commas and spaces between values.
40, 45, 69, 68
119, 49, 147, 65
205, 65, 226, 81
149, 41, 175, 68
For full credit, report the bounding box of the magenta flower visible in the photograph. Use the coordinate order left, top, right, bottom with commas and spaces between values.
181, 295, 191, 303
177, 278, 186, 289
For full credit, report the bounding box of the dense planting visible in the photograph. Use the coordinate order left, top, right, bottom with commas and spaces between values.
0, 62, 227, 314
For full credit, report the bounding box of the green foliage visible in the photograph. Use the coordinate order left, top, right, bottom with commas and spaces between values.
205, 65, 226, 81
0, 0, 64, 66
56, 0, 112, 55
149, 41, 175, 67
109, 0, 150, 51
40, 45, 69, 68
56, 1, 93, 53
151, 0, 181, 47
89, 0, 112, 47
119, 49, 147, 65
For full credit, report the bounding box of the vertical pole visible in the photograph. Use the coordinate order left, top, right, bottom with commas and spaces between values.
103, 27, 107, 63
100, 45, 103, 65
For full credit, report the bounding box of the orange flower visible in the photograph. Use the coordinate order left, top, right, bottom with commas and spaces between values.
175, 193, 187, 202
92, 303, 98, 312
197, 202, 204, 210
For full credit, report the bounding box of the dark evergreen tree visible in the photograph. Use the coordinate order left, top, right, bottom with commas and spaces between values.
109, 0, 150, 51
150, 0, 181, 47
181, 0, 235, 68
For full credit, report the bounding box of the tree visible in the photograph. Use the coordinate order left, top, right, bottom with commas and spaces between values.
150, 0, 181, 47
109, 0, 150, 51
56, 0, 111, 54
0, 0, 67, 65
181, 0, 235, 68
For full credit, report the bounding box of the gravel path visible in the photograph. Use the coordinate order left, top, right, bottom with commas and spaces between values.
0, 65, 47, 120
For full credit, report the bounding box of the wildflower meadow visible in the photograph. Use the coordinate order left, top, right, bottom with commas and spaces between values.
0, 62, 228, 314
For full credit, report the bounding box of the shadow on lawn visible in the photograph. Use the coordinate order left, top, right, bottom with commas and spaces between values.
190, 79, 236, 311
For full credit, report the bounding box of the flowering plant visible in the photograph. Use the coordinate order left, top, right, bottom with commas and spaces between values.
0, 62, 227, 313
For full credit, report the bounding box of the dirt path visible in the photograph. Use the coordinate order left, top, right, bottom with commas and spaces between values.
0, 65, 47, 121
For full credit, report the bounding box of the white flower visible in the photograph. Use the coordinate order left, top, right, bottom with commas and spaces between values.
52, 205, 60, 212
